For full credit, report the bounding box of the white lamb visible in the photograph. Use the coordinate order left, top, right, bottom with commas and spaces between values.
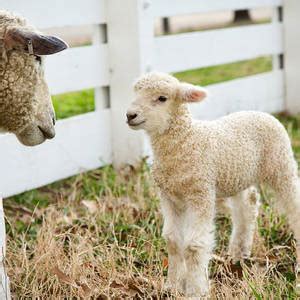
126, 72, 300, 297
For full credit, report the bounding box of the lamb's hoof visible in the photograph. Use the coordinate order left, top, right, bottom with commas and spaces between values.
227, 252, 252, 265
184, 281, 209, 299
163, 280, 184, 296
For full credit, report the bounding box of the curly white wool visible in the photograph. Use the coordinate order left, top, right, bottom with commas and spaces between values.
128, 72, 300, 297
0, 10, 62, 146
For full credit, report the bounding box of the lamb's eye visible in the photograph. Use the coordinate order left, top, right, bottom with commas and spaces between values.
158, 96, 167, 102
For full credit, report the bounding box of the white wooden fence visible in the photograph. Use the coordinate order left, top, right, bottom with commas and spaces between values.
0, 0, 299, 198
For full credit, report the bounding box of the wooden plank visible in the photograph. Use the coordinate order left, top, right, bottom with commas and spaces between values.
153, 0, 282, 17
154, 23, 283, 73
107, 0, 154, 167
0, 110, 112, 198
0, 0, 106, 28
0, 263, 10, 300
45, 45, 109, 95
190, 70, 284, 119
0, 199, 5, 260
283, 0, 300, 113
0, 198, 9, 300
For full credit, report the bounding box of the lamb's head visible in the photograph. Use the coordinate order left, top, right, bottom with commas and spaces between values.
127, 72, 207, 135
0, 10, 68, 146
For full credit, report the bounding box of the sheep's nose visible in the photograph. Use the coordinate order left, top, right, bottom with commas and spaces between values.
126, 113, 138, 122
38, 125, 56, 139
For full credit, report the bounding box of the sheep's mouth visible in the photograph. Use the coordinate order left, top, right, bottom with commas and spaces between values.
128, 120, 146, 127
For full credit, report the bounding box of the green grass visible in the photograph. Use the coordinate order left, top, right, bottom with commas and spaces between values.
52, 56, 272, 119
52, 89, 94, 119
174, 56, 272, 86
277, 113, 300, 161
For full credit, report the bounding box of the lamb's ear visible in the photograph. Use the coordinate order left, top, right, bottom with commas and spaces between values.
178, 82, 208, 103
4, 27, 68, 55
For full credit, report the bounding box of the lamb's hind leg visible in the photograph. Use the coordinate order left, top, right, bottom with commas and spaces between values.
227, 187, 260, 262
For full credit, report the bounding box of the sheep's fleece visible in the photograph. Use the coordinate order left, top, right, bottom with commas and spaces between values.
127, 72, 300, 297
0, 10, 67, 146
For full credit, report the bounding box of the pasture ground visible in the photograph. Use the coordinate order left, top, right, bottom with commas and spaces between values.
6, 57, 300, 299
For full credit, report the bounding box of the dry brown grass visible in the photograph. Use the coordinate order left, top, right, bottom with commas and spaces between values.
3, 158, 299, 299
4, 113, 300, 299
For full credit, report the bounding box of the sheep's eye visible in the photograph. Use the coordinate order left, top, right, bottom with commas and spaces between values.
158, 96, 167, 102
35, 55, 42, 64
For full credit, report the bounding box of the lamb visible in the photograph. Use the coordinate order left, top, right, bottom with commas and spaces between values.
126, 72, 300, 297
0, 10, 68, 146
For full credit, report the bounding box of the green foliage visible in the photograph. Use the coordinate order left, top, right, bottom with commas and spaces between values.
174, 56, 272, 86
52, 89, 94, 119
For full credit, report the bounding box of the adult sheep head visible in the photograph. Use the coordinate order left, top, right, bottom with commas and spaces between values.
0, 10, 68, 146
127, 72, 207, 136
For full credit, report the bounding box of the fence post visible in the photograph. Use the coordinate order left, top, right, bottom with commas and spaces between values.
0, 198, 10, 299
107, 0, 154, 167
284, 0, 300, 113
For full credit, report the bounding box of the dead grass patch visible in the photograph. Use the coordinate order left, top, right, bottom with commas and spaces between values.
5, 115, 300, 298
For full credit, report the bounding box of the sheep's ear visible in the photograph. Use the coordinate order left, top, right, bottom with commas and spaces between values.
178, 83, 208, 103
4, 27, 68, 55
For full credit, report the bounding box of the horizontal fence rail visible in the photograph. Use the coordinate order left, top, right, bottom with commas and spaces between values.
190, 70, 284, 119
153, 0, 283, 17
0, 0, 288, 197
0, 0, 107, 28
154, 23, 283, 72
45, 45, 109, 95
0, 110, 112, 198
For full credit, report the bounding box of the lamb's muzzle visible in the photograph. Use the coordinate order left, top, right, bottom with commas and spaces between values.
126, 107, 146, 128
126, 112, 137, 122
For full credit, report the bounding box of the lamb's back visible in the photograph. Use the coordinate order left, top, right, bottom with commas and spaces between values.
200, 111, 291, 197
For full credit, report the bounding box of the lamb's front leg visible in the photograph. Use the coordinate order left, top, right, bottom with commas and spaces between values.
182, 196, 215, 297
161, 198, 185, 294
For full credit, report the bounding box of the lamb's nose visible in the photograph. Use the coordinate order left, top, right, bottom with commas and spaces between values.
126, 113, 138, 122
